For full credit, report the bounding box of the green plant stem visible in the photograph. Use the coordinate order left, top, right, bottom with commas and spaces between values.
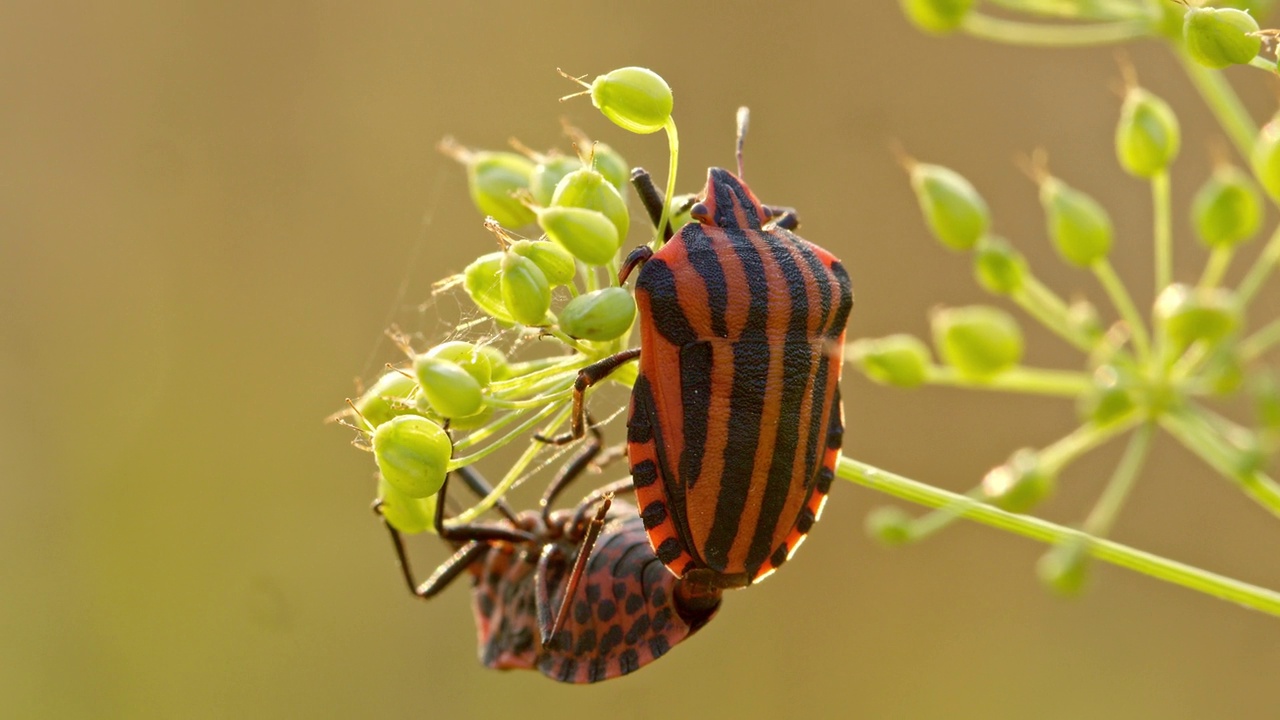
1083, 423, 1153, 535
1160, 405, 1280, 520
1012, 275, 1097, 351
961, 13, 1152, 46
1093, 259, 1153, 360
1198, 246, 1233, 289
924, 365, 1093, 396
1040, 415, 1140, 475
1237, 223, 1280, 305
654, 117, 679, 248
1177, 52, 1258, 159
1249, 57, 1277, 73
1152, 170, 1172, 292
449, 404, 571, 523
836, 455, 1280, 616
983, 0, 1149, 20
1241, 316, 1280, 362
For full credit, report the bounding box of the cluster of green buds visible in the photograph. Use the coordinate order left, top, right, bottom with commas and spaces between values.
857, 44, 1280, 597
342, 67, 680, 533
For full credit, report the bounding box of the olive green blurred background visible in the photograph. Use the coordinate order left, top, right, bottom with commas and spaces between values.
4, 2, 1280, 718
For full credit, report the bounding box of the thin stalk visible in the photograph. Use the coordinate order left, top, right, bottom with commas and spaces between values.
1152, 170, 1172, 292
1012, 274, 1098, 351
1237, 223, 1280, 305
962, 13, 1153, 46
1198, 246, 1234, 289
449, 404, 572, 523
1177, 52, 1258, 159
924, 365, 1093, 396
1241, 316, 1280, 362
1039, 415, 1140, 475
653, 117, 679, 248
836, 455, 1280, 616
1082, 423, 1154, 536
1093, 259, 1153, 360
1160, 405, 1280, 520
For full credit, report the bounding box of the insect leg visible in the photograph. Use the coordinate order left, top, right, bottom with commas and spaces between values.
534, 348, 640, 445
538, 494, 614, 648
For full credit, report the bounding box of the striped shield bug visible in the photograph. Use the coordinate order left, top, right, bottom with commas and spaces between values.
375, 432, 722, 683
543, 108, 854, 588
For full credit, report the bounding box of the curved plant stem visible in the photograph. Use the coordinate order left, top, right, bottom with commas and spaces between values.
924, 365, 1093, 396
1152, 170, 1172, 292
1237, 223, 1280, 306
1198, 246, 1233, 289
1177, 52, 1258, 159
1093, 259, 1153, 360
836, 455, 1280, 616
654, 117, 679, 249
962, 14, 1153, 46
1012, 275, 1098, 351
1249, 56, 1277, 73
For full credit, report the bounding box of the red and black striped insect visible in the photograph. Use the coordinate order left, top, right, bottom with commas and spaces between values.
546, 109, 854, 588
376, 435, 722, 683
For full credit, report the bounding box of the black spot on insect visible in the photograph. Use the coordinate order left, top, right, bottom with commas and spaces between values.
797, 506, 816, 534
612, 582, 627, 599
599, 624, 624, 655
477, 592, 495, 619
656, 537, 682, 565
631, 459, 658, 488
575, 629, 598, 656
641, 500, 667, 529
597, 599, 617, 622
771, 544, 788, 568
625, 614, 651, 645
585, 584, 601, 603
588, 658, 608, 683
625, 593, 645, 614
512, 627, 534, 655
652, 607, 672, 631
816, 466, 834, 493
557, 658, 577, 682
553, 629, 574, 652
650, 585, 667, 607
649, 635, 670, 659
619, 648, 640, 675
574, 600, 592, 625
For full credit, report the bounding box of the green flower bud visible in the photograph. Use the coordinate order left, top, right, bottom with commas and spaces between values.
1037, 537, 1090, 597
354, 369, 419, 428
1154, 284, 1241, 352
499, 252, 552, 326
511, 239, 577, 286
372, 415, 451, 498
589, 142, 631, 196
463, 252, 515, 323
1191, 164, 1262, 248
1078, 365, 1137, 426
476, 345, 511, 381
441, 141, 536, 227
932, 306, 1024, 379
588, 67, 673, 135
847, 334, 932, 388
1184, 7, 1262, 69
973, 236, 1027, 295
865, 506, 914, 546
536, 206, 621, 266
558, 287, 637, 341
413, 356, 485, 419
551, 168, 630, 244
909, 163, 990, 251
377, 475, 437, 535
982, 448, 1055, 513
1250, 117, 1280, 201
1040, 177, 1113, 267
424, 341, 492, 386
416, 395, 494, 431
898, 0, 974, 34
530, 154, 582, 207
1116, 87, 1180, 178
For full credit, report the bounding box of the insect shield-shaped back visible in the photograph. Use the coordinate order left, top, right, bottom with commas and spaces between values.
628, 167, 854, 586
471, 504, 720, 683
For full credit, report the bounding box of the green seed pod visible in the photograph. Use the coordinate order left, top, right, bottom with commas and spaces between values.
1116, 87, 1181, 178
372, 415, 451, 498
511, 239, 577, 286
973, 235, 1027, 295
377, 475, 437, 535
589, 142, 631, 196
529, 154, 582, 207
413, 356, 485, 419
865, 506, 914, 546
1040, 177, 1113, 267
354, 369, 419, 428
898, 0, 975, 34
1184, 7, 1262, 69
416, 394, 494, 431
1037, 537, 1090, 597
551, 167, 630, 243
847, 334, 932, 388
475, 345, 511, 381
536, 206, 621, 266
1250, 117, 1280, 201
558, 287, 637, 341
588, 67, 673, 135
424, 341, 492, 387
500, 252, 552, 326
456, 149, 536, 228
932, 305, 1024, 379
1154, 284, 1241, 352
982, 448, 1055, 513
463, 252, 515, 323
1078, 365, 1137, 426
909, 163, 990, 251
1191, 164, 1263, 248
